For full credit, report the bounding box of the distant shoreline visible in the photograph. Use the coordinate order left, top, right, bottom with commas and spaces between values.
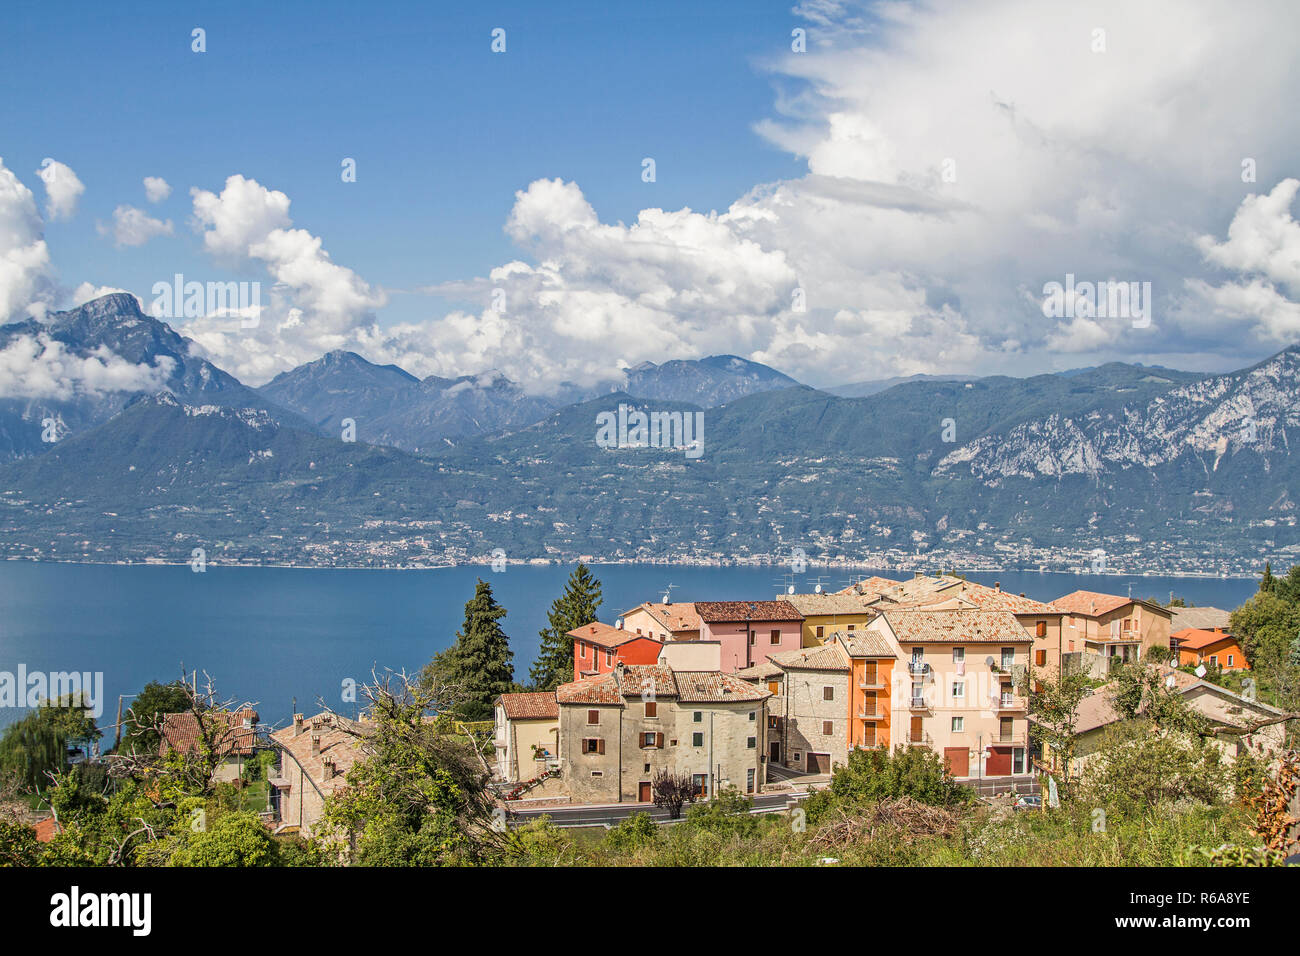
0, 554, 1261, 580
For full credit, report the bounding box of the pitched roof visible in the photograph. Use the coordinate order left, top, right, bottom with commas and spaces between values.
837, 576, 903, 599
769, 642, 850, 672
868, 575, 1061, 615
734, 660, 784, 680
498, 691, 559, 720
269, 712, 370, 790
835, 630, 897, 658
1052, 590, 1172, 618
626, 602, 700, 632
556, 664, 677, 705
783, 592, 875, 617
1064, 666, 1282, 736
566, 621, 658, 649
881, 608, 1031, 644
159, 707, 259, 758
673, 671, 772, 703
1170, 606, 1232, 632
33, 817, 61, 842
1171, 628, 1238, 651
695, 600, 803, 623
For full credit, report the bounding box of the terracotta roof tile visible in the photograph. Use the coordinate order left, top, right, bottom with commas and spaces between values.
695, 600, 803, 623
566, 621, 659, 649
835, 630, 897, 658
673, 671, 772, 703
769, 643, 850, 672
882, 608, 1031, 644
159, 707, 259, 758
627, 602, 700, 632
1172, 628, 1237, 651
498, 691, 559, 720
1052, 590, 1171, 618
1170, 607, 1231, 632
783, 592, 874, 616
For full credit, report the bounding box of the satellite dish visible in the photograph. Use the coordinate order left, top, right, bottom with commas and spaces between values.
787, 585, 795, 595
662, 594, 670, 604
814, 584, 823, 594
985, 656, 995, 668
615, 618, 624, 630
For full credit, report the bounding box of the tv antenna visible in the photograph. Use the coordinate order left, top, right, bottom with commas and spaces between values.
661, 582, 678, 605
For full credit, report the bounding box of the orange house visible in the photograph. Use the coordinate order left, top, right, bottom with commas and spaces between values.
835, 630, 895, 752
1172, 627, 1248, 672
569, 622, 663, 678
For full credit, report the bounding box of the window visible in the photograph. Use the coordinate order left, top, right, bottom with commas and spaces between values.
581, 738, 604, 754
692, 732, 704, 747
952, 681, 965, 699
821, 720, 834, 736
1228, 654, 1235, 666
770, 629, 781, 645
1001, 648, 1014, 670
823, 686, 834, 701
587, 710, 599, 725
747, 768, 755, 794
1012, 748, 1026, 775
953, 647, 965, 663
748, 631, 756, 645
792, 751, 802, 763
747, 736, 756, 749
579, 643, 587, 659
591, 770, 603, 777
1210, 655, 1218, 665
768, 716, 779, 730
644, 701, 657, 718
846, 624, 855, 631
644, 763, 651, 773
692, 773, 708, 797
951, 716, 964, 732
1036, 621, 1047, 637
767, 680, 781, 696
693, 711, 702, 722
606, 649, 613, 666
748, 710, 756, 721
815, 625, 824, 639
911, 647, 924, 662
642, 732, 663, 749
911, 682, 924, 706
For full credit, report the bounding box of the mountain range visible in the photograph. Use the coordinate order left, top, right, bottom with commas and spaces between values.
0, 293, 1295, 573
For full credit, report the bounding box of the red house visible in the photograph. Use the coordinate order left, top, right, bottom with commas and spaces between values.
569, 622, 663, 678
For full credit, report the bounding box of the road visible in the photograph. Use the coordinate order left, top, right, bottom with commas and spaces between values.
506, 789, 808, 828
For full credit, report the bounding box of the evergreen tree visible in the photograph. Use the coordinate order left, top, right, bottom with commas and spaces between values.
530, 564, 604, 690
423, 579, 514, 722
1261, 562, 1275, 593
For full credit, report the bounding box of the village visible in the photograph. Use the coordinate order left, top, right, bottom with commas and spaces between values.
255, 573, 1284, 838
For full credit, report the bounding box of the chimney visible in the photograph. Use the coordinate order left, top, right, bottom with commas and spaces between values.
310, 735, 321, 757
293, 713, 304, 736
994, 582, 1001, 591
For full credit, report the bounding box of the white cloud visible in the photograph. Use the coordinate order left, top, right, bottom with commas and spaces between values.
35, 159, 85, 222
98, 204, 174, 247
0, 157, 55, 323
0, 333, 175, 400
70, 283, 136, 308
143, 176, 171, 203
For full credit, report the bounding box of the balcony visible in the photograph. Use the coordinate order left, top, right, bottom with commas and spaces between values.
858, 679, 886, 691
906, 732, 934, 747
993, 695, 1027, 713
987, 733, 1026, 748
908, 696, 930, 711
857, 710, 885, 721
907, 661, 931, 675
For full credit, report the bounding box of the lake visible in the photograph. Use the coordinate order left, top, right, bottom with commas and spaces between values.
0, 561, 1262, 732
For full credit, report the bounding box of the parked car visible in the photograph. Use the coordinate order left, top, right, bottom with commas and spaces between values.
1014, 794, 1042, 811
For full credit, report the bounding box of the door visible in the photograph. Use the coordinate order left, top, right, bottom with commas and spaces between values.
638, 781, 652, 802
806, 752, 824, 774
944, 747, 969, 778
770, 741, 781, 762
986, 747, 1012, 776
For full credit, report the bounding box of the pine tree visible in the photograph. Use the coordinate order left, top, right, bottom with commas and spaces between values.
530, 564, 604, 690
424, 579, 514, 722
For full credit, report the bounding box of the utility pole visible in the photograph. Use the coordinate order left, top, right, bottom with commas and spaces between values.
114, 693, 137, 751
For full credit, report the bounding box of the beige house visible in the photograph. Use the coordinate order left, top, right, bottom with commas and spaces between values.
620, 601, 701, 641
556, 663, 769, 804
1052, 590, 1173, 671
783, 592, 876, 647
494, 691, 560, 783
866, 607, 1033, 779
738, 642, 851, 774
858, 574, 1064, 680
1045, 666, 1287, 774
269, 712, 370, 838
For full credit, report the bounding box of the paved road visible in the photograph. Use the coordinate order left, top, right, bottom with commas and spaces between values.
506, 790, 808, 828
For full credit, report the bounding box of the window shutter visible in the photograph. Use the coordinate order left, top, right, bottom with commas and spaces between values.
656, 732, 664, 749
597, 738, 605, 755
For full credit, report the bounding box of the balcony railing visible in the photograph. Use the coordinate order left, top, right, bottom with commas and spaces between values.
909, 696, 930, 710
993, 695, 1027, 712
858, 679, 886, 690
857, 710, 884, 721
907, 661, 930, 675
987, 733, 1026, 747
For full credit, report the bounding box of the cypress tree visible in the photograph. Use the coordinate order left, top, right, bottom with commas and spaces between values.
530, 564, 604, 690
1260, 562, 1275, 593
427, 579, 514, 722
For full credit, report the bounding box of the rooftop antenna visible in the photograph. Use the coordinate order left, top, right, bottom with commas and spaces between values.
810, 575, 829, 595
661, 582, 678, 605
773, 568, 797, 598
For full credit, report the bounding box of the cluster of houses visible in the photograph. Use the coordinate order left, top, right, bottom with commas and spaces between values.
74, 574, 1273, 844
491, 574, 1282, 810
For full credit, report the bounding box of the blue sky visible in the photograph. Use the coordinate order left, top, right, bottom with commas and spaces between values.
2, 1, 1299, 392
3, 0, 801, 321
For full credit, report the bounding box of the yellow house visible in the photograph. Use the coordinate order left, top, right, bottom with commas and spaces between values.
784, 592, 876, 647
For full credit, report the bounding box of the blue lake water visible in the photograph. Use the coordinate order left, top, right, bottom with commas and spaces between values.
0, 561, 1262, 731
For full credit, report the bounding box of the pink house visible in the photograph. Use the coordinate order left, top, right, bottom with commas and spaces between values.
695, 600, 805, 673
